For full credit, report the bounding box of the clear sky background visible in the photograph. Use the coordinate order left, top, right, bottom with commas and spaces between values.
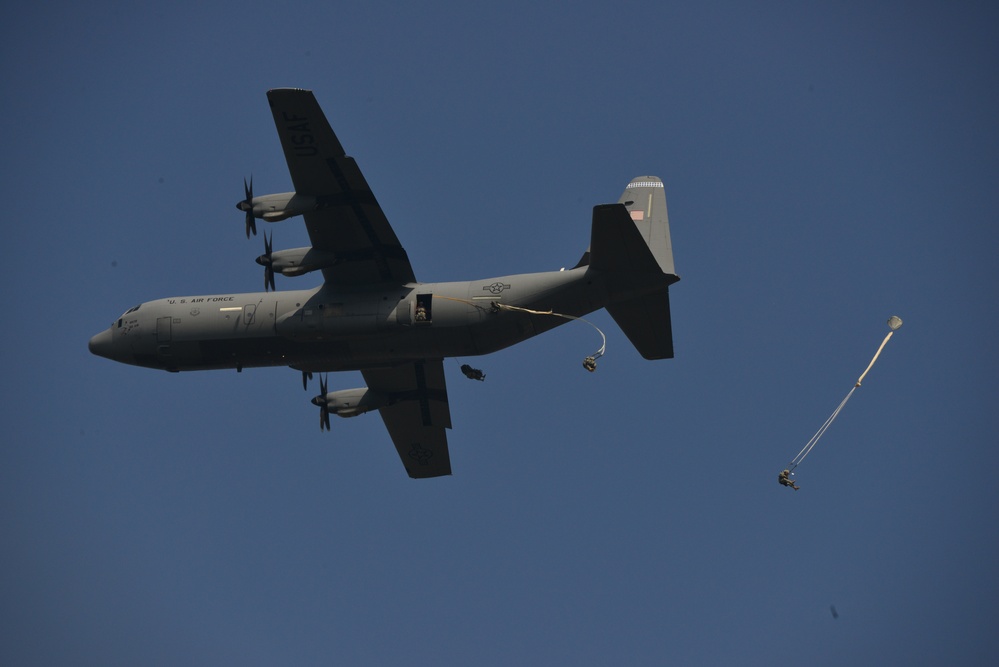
3, 2, 997, 665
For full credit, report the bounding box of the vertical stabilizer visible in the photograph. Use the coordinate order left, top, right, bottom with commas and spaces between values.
618, 176, 675, 276
585, 176, 679, 360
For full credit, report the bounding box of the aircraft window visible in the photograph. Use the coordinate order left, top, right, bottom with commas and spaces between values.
125, 305, 141, 314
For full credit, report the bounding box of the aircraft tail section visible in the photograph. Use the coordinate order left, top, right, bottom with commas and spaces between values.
586, 176, 680, 360
575, 177, 675, 273
616, 176, 675, 275
606, 291, 675, 359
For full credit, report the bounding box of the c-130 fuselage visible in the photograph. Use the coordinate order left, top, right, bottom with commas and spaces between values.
89, 265, 620, 374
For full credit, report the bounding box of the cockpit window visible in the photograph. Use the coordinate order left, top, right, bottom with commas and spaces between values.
117, 304, 141, 328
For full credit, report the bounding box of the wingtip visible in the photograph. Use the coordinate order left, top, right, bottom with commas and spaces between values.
267, 87, 313, 95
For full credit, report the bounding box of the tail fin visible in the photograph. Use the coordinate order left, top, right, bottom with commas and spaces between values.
617, 176, 675, 275
574, 176, 675, 274
587, 177, 680, 360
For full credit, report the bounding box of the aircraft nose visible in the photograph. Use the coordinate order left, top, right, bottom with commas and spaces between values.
88, 328, 114, 359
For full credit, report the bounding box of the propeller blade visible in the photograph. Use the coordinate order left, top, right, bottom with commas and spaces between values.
302, 371, 313, 391
242, 176, 256, 238
260, 232, 275, 291
314, 374, 330, 430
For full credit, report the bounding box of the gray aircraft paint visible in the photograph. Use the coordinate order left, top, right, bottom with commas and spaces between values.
90, 89, 679, 477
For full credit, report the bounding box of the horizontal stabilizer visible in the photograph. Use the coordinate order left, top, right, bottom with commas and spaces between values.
606, 290, 675, 360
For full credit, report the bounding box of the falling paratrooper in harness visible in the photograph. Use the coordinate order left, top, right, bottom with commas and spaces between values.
460, 364, 486, 381
778, 469, 800, 490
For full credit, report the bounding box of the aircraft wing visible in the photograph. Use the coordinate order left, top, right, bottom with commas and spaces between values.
361, 360, 453, 478
266, 88, 416, 286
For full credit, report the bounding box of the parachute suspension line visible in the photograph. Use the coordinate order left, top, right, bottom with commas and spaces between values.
492, 302, 607, 371
788, 386, 856, 472
784, 315, 903, 475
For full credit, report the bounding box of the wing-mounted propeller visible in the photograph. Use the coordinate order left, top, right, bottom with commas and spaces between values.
237, 183, 315, 232
312, 375, 331, 431
237, 176, 257, 238
310, 380, 387, 430
256, 231, 276, 291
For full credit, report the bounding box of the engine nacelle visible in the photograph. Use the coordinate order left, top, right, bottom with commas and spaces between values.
243, 192, 318, 222
269, 247, 338, 277
322, 387, 389, 418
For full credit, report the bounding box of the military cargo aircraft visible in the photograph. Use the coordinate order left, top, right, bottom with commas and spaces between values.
89, 88, 680, 478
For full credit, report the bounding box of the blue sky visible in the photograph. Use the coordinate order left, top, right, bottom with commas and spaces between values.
3, 1, 997, 664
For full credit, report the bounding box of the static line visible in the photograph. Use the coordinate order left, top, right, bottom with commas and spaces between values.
430, 296, 609, 370
493, 302, 607, 370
